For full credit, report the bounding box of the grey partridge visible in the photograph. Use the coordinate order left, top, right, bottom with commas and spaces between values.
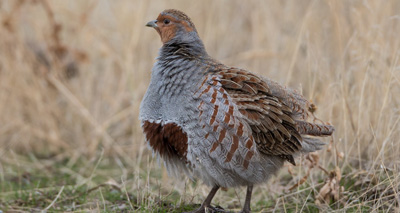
140, 9, 334, 213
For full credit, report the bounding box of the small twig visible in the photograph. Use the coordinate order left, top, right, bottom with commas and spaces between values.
288, 169, 311, 191
121, 177, 135, 211
43, 185, 64, 212
317, 165, 330, 175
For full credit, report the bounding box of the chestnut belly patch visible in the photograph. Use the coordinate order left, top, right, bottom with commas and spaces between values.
142, 120, 188, 160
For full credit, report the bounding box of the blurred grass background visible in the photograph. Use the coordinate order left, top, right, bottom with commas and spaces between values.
0, 0, 399, 211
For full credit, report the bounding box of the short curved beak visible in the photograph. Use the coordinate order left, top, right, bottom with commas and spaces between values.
146, 20, 158, 28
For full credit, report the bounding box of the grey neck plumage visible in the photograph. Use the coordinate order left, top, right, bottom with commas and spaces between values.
159, 30, 208, 61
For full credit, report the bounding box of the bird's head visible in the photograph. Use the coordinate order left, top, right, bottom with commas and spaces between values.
146, 9, 199, 45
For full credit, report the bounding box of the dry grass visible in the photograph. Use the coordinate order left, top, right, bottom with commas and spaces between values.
0, 0, 399, 212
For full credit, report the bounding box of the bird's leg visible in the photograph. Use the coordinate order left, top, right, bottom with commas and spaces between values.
241, 184, 253, 213
190, 185, 220, 213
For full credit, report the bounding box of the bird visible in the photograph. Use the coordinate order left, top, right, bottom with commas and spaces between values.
139, 9, 334, 213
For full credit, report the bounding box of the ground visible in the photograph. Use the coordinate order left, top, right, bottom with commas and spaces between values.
1, 151, 398, 212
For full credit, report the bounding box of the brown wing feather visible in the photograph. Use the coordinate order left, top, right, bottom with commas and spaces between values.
217, 68, 307, 165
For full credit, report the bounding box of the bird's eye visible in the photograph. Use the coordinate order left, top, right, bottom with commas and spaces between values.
163, 19, 170, 25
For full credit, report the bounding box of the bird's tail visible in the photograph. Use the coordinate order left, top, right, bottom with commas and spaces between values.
300, 137, 327, 153
295, 121, 334, 153
296, 120, 335, 136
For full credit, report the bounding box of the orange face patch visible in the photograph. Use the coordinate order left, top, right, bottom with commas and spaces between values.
155, 14, 194, 43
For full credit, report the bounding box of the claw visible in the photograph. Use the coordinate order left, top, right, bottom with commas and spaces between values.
186, 205, 226, 213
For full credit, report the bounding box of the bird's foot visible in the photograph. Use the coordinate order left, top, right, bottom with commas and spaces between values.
239, 208, 251, 213
186, 204, 226, 213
